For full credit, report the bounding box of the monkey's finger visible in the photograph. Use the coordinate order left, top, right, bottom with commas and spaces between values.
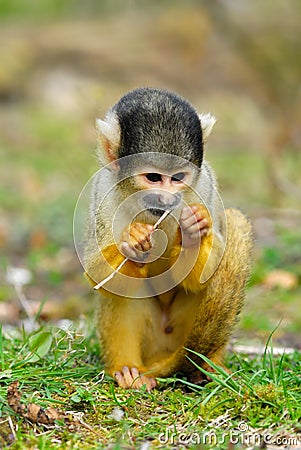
114, 367, 155, 391
180, 206, 197, 222
197, 218, 208, 229
199, 228, 209, 238
148, 377, 157, 390
120, 237, 146, 257
181, 205, 209, 225
184, 228, 201, 239
140, 241, 153, 252
185, 219, 208, 235
188, 226, 209, 238
182, 233, 201, 248
185, 222, 202, 235
121, 366, 134, 388
130, 368, 157, 391
200, 228, 209, 238
120, 242, 140, 260
181, 208, 205, 228
123, 223, 152, 243
130, 227, 152, 252
132, 238, 151, 253
187, 231, 202, 241
181, 216, 198, 230
131, 223, 153, 236
136, 223, 154, 238
114, 371, 128, 389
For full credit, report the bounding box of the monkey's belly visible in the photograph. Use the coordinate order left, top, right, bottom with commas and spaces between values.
141, 290, 200, 368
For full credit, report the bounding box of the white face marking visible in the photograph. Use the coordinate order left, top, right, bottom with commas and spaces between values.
135, 166, 195, 192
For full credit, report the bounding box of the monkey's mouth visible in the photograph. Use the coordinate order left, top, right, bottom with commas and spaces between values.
143, 193, 181, 217
148, 207, 168, 217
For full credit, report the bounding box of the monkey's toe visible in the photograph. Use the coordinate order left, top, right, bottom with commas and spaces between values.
114, 367, 156, 391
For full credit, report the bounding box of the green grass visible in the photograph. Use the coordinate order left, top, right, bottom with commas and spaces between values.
238, 227, 301, 341
0, 322, 300, 449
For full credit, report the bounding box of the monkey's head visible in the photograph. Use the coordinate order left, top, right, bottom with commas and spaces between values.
96, 88, 216, 218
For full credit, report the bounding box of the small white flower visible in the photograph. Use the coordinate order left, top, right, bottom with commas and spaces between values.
108, 407, 124, 422
140, 443, 151, 450
6, 266, 32, 287
57, 319, 73, 331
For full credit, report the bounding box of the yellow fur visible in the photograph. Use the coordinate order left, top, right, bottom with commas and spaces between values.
86, 206, 252, 383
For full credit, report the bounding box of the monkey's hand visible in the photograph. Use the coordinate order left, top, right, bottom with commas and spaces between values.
180, 204, 211, 248
120, 222, 154, 264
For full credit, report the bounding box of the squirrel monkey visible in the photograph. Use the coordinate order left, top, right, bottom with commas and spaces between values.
84, 88, 253, 391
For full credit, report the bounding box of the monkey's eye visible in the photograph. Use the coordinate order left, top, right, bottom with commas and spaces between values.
171, 172, 186, 182
145, 173, 162, 183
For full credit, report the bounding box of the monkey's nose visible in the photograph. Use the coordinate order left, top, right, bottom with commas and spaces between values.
143, 192, 181, 216
157, 194, 167, 205
162, 192, 181, 209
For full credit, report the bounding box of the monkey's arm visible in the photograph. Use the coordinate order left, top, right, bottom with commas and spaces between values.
170, 204, 224, 293
85, 244, 148, 298
85, 219, 155, 296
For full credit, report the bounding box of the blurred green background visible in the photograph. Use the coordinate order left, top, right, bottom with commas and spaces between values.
0, 0, 300, 347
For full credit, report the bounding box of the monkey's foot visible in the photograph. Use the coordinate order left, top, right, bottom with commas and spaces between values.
114, 367, 157, 391
189, 362, 230, 386
188, 372, 209, 387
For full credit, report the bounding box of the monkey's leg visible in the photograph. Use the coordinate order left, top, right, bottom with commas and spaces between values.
97, 295, 157, 391
179, 208, 253, 382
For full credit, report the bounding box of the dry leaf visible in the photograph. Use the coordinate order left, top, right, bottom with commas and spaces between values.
0, 303, 20, 322
263, 269, 298, 290
7, 381, 101, 436
26, 404, 62, 425
7, 381, 65, 425
7, 381, 24, 414
29, 229, 48, 249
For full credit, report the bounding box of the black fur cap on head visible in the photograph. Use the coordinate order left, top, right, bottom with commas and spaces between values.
113, 87, 204, 167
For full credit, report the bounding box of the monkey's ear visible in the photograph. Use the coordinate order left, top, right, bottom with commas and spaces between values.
199, 113, 216, 142
95, 111, 121, 163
